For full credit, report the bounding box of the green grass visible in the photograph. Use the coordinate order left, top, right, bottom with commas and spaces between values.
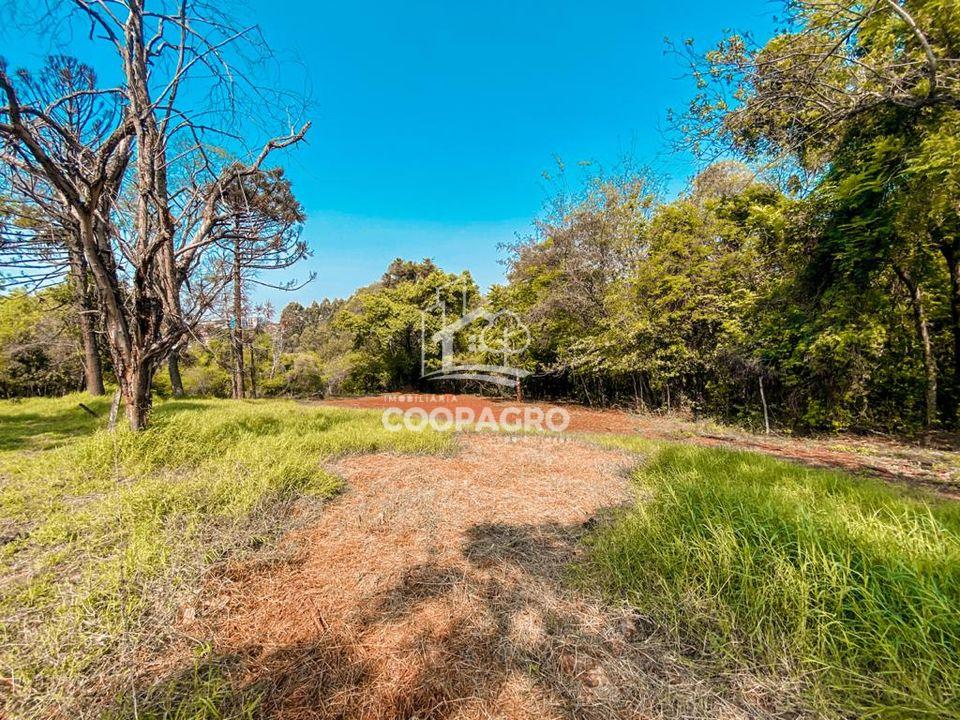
0, 394, 452, 719
583, 436, 960, 719
102, 644, 262, 720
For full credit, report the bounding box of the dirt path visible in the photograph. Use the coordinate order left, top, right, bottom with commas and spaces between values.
173, 435, 785, 719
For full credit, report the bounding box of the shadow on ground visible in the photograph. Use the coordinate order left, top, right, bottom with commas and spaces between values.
120, 520, 795, 720
0, 398, 251, 453
0, 399, 110, 452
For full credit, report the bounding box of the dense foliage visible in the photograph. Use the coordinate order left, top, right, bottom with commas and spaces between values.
0, 287, 93, 397
490, 165, 947, 432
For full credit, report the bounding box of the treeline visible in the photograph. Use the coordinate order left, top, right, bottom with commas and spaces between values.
264, 0, 957, 436
495, 167, 947, 433
193, 158, 941, 434
147, 258, 484, 399
2, 0, 958, 436
5, 152, 948, 434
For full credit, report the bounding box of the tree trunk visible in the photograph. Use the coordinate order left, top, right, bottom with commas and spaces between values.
123, 362, 153, 432
231, 233, 245, 400
759, 373, 770, 434
270, 329, 283, 378
895, 264, 937, 440
248, 340, 258, 399
67, 246, 105, 396
168, 349, 185, 397
75, 211, 160, 432
940, 240, 960, 421
79, 308, 105, 396
108, 388, 122, 431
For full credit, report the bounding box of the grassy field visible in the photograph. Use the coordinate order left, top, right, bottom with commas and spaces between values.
0, 394, 451, 719
3, 397, 959, 719
584, 436, 960, 719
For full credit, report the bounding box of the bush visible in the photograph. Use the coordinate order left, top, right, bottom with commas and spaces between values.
181, 363, 231, 397
150, 367, 173, 398
259, 352, 326, 397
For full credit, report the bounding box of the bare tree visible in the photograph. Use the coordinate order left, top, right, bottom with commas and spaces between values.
0, 1, 309, 429
0, 56, 113, 395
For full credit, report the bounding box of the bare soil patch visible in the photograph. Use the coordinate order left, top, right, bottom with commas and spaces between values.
153, 435, 794, 719
320, 394, 639, 434
321, 395, 960, 497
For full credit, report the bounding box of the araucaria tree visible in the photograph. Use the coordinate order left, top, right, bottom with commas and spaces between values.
0, 56, 110, 395
0, 1, 309, 429
215, 166, 308, 399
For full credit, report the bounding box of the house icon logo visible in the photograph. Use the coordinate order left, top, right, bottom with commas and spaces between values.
420, 279, 531, 388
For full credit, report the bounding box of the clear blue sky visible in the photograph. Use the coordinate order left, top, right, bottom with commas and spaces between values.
2, 1, 778, 309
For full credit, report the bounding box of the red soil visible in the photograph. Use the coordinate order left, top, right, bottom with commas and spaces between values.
320, 394, 639, 434
321, 395, 960, 496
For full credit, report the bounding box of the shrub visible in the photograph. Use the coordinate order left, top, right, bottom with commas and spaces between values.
181, 363, 231, 397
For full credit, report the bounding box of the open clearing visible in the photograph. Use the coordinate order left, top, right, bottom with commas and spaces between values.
323, 394, 960, 497
2, 395, 959, 719
167, 435, 693, 719
141, 431, 813, 720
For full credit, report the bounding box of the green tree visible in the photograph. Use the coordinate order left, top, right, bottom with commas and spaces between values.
0, 287, 85, 397
678, 0, 960, 429
332, 260, 479, 392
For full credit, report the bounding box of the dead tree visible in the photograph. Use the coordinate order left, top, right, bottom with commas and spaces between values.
0, 57, 112, 394
0, 1, 309, 429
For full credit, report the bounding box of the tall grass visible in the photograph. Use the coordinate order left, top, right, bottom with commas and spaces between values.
0, 395, 452, 718
584, 437, 960, 719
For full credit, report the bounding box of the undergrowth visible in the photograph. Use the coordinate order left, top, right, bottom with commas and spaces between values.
584, 435, 960, 719
0, 394, 451, 719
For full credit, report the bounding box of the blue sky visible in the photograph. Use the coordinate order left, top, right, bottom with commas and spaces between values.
2, 1, 778, 308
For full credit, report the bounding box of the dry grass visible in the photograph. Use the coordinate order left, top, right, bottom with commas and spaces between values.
132, 434, 809, 720
0, 396, 451, 719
